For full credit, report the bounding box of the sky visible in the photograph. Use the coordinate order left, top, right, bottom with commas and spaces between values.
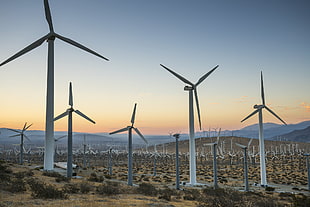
0, 0, 309, 135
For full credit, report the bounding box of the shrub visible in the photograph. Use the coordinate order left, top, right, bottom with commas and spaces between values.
88, 172, 104, 183
63, 183, 80, 194
80, 182, 92, 194
137, 183, 158, 196
96, 181, 121, 195
183, 189, 201, 201
14, 170, 34, 179
158, 187, 178, 201
27, 178, 67, 199
6, 178, 27, 193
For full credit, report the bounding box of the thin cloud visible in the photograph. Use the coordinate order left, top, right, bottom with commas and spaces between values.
301, 102, 310, 112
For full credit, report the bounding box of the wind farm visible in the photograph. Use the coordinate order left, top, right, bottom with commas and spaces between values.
1, 0, 310, 206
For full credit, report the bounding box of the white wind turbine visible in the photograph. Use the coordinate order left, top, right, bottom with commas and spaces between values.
0, 0, 108, 171
8, 122, 32, 165
54, 82, 95, 178
109, 103, 148, 186
160, 64, 218, 185
241, 71, 287, 186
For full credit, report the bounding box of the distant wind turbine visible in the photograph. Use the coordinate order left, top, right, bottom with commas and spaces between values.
109, 103, 148, 186
204, 128, 221, 189
8, 122, 32, 164
0, 0, 109, 171
241, 71, 286, 186
235, 142, 250, 192
54, 82, 95, 178
160, 64, 218, 185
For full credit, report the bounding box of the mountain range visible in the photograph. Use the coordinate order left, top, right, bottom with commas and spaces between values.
1, 120, 310, 148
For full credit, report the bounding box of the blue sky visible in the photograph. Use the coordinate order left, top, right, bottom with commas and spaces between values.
0, 0, 309, 134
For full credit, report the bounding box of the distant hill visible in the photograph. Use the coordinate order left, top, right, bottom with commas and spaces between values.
231, 120, 310, 140
271, 126, 310, 142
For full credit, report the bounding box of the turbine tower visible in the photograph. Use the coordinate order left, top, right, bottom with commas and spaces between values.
109, 103, 148, 186
160, 64, 218, 185
54, 82, 96, 178
8, 122, 32, 165
241, 71, 286, 186
0, 0, 108, 171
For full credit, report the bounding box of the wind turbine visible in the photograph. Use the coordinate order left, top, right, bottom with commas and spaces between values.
204, 128, 221, 189
235, 142, 250, 192
160, 64, 218, 185
109, 103, 148, 186
8, 122, 32, 165
0, 0, 108, 171
241, 71, 286, 186
54, 82, 96, 178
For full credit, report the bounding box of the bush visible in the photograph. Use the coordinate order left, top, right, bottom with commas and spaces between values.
88, 172, 104, 183
6, 178, 27, 193
14, 170, 34, 179
96, 181, 121, 195
63, 183, 80, 194
80, 182, 92, 194
158, 187, 178, 201
183, 189, 201, 201
137, 183, 158, 196
27, 178, 67, 199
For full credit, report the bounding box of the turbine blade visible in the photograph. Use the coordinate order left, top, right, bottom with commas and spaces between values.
69, 82, 73, 107
194, 89, 202, 130
0, 34, 49, 67
217, 128, 221, 143
22, 122, 27, 131
54, 111, 69, 121
44, 0, 54, 32
74, 110, 96, 124
109, 127, 129, 135
248, 138, 253, 148
55, 135, 66, 141
10, 134, 20, 138
160, 64, 193, 86
204, 142, 216, 146
133, 127, 148, 144
265, 106, 287, 125
24, 123, 33, 131
195, 65, 219, 86
24, 134, 31, 143
236, 143, 247, 149
261, 71, 265, 105
131, 103, 137, 125
241, 109, 260, 122
55, 33, 109, 61
7, 129, 21, 133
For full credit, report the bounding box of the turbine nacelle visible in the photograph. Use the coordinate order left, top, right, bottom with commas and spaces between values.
254, 104, 264, 109
184, 85, 194, 91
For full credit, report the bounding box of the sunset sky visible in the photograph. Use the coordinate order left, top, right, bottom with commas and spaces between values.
0, 0, 309, 135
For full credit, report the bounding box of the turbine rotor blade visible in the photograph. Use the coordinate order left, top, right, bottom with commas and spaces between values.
74, 110, 96, 124
10, 134, 21, 138
131, 103, 137, 125
24, 134, 31, 143
195, 65, 219, 86
261, 71, 265, 105
248, 138, 253, 148
7, 129, 21, 133
54, 111, 69, 121
241, 109, 260, 123
160, 64, 193, 86
55, 135, 66, 141
133, 127, 148, 144
22, 122, 27, 131
194, 88, 202, 130
24, 123, 33, 131
55, 33, 109, 61
0, 34, 49, 67
109, 127, 129, 135
44, 0, 54, 32
217, 128, 221, 143
236, 142, 247, 149
265, 106, 287, 125
69, 82, 73, 107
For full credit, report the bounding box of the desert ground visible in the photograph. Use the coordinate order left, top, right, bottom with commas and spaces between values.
1, 136, 310, 206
